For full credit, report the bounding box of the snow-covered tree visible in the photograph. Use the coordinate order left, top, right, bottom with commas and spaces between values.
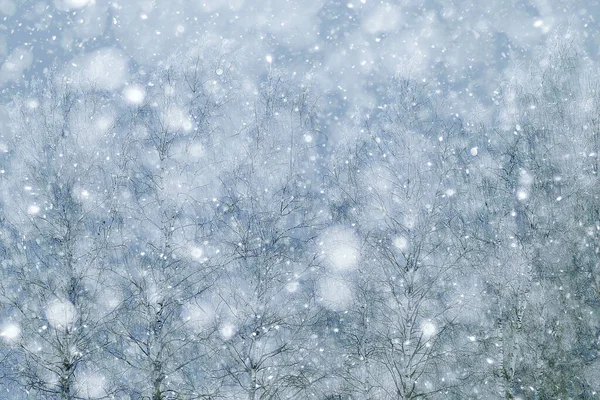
0, 76, 120, 399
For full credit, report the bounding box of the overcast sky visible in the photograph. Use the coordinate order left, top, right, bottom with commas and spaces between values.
0, 0, 598, 124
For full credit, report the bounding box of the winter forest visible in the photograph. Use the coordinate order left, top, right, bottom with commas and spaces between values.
0, 1, 600, 399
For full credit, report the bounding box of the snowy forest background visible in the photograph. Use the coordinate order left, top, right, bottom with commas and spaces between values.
1, 0, 600, 399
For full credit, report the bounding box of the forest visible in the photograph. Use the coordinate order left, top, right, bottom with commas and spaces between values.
0, 30, 599, 400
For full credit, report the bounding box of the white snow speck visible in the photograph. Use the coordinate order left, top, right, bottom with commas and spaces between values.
286, 281, 300, 293
470, 147, 478, 156
0, 323, 20, 342
393, 236, 409, 252
65, 0, 89, 8
95, 115, 114, 135
27, 205, 40, 215
320, 226, 360, 271
517, 189, 528, 201
189, 246, 203, 260
421, 321, 436, 337
220, 323, 236, 340
26, 99, 39, 109
216, 68, 223, 76
45, 299, 77, 330
123, 85, 146, 105
265, 55, 273, 63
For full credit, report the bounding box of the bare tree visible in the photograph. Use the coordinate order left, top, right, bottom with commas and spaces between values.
104, 48, 236, 400
0, 76, 121, 399
470, 33, 600, 398
322, 79, 480, 399
203, 72, 328, 400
